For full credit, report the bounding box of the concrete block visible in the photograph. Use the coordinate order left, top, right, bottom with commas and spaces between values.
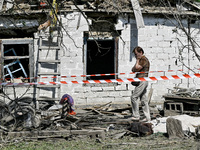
170, 41, 178, 47
87, 97, 114, 104
106, 91, 121, 97
91, 87, 103, 92
102, 87, 115, 91
158, 41, 171, 48
128, 84, 136, 90
146, 29, 158, 37
115, 84, 128, 91
164, 47, 176, 54
74, 87, 86, 93
119, 91, 132, 97
146, 54, 156, 61
158, 29, 168, 36
156, 53, 169, 60
70, 69, 83, 76
84, 92, 96, 98
63, 63, 77, 69
114, 97, 130, 103
155, 65, 169, 72
138, 35, 146, 41
95, 92, 110, 97
138, 28, 146, 36
138, 41, 147, 48
75, 98, 87, 105
153, 36, 164, 42
146, 39, 158, 47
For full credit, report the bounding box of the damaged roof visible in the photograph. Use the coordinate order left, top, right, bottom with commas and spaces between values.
0, 0, 200, 16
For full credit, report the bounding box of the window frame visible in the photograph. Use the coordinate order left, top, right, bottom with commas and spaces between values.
83, 35, 119, 85
0, 38, 34, 83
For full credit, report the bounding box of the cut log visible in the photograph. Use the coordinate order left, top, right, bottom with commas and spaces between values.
166, 117, 185, 139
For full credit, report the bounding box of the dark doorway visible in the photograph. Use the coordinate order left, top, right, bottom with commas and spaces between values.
87, 40, 115, 80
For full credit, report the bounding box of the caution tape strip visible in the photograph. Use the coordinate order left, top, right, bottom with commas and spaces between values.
1, 73, 200, 86
4, 69, 184, 81
59, 69, 183, 78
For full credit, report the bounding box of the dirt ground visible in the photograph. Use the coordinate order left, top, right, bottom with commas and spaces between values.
0, 132, 199, 150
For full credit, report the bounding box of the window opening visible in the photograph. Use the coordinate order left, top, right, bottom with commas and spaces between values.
86, 40, 115, 80
3, 44, 29, 81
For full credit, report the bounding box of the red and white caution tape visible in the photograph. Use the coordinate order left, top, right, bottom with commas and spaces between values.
59, 69, 183, 78
3, 69, 184, 81
1, 73, 200, 86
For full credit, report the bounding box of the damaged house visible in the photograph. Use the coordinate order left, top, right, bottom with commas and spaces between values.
0, 0, 200, 114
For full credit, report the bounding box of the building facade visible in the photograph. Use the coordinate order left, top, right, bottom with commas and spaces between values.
1, 1, 200, 106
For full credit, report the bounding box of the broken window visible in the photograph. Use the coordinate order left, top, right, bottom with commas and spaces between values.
86, 38, 117, 80
0, 39, 34, 82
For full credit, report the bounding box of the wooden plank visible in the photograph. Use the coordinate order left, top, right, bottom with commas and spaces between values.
6, 129, 105, 139
37, 97, 60, 101
3, 56, 29, 60
38, 72, 60, 75
0, 40, 2, 84
130, 0, 145, 28
29, 42, 34, 82
39, 46, 60, 50
185, 1, 200, 10
38, 59, 60, 63
163, 95, 200, 101
148, 88, 153, 104
1, 38, 33, 44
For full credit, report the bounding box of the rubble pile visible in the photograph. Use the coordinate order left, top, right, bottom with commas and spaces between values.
0, 94, 200, 143
0, 99, 156, 141
166, 87, 200, 99
163, 87, 200, 116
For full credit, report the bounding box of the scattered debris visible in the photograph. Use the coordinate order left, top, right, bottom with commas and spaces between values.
151, 114, 200, 137
1, 93, 200, 143
163, 87, 200, 116
127, 122, 153, 136
0, 98, 159, 141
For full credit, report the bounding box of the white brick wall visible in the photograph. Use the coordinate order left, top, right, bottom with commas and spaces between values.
32, 12, 200, 106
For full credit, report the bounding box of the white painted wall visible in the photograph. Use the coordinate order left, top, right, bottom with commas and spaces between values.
34, 12, 200, 106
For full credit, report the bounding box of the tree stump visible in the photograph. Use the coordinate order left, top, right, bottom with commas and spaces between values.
166, 117, 184, 139
195, 125, 200, 139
